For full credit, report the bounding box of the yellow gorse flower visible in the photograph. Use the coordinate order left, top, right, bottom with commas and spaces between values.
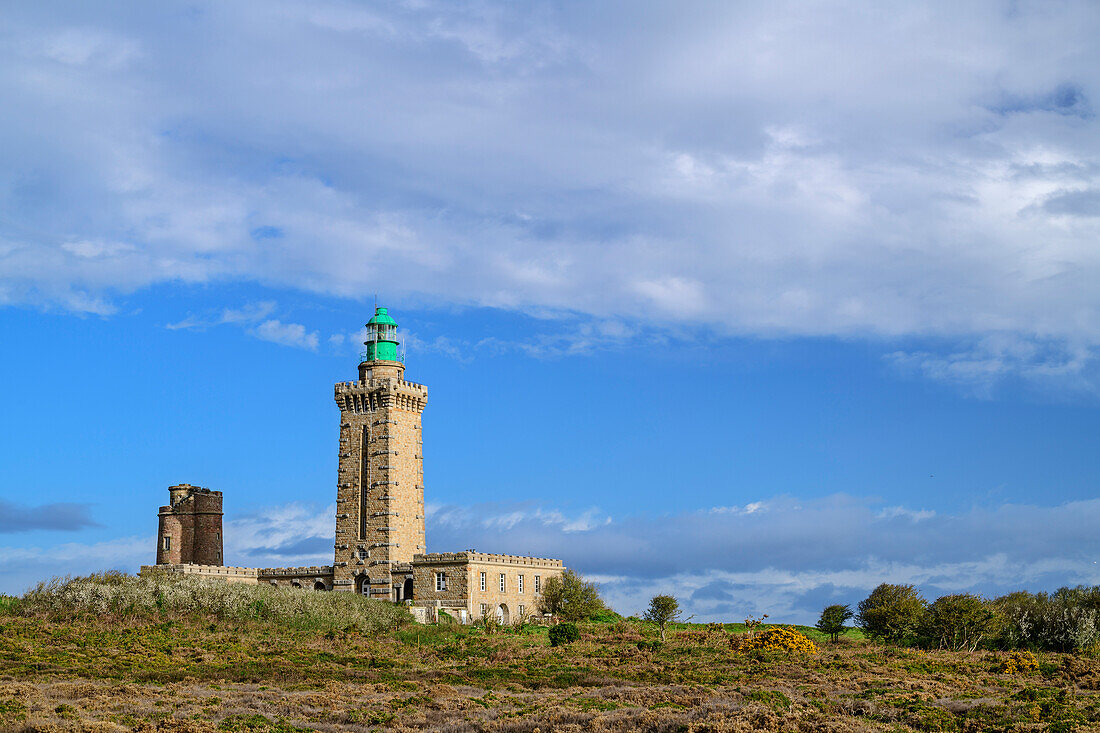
999, 651, 1038, 674
730, 626, 817, 654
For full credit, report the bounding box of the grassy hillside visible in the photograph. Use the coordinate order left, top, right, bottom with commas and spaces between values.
1, 575, 1098, 731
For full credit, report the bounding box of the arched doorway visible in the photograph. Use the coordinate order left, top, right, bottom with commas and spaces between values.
495, 604, 510, 625
355, 575, 369, 595
314, 581, 327, 591
402, 577, 413, 601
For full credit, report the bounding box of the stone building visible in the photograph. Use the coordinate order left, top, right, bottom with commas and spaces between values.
141, 307, 563, 623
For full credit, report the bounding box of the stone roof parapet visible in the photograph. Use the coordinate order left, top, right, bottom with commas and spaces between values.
258, 566, 335, 575
413, 550, 563, 566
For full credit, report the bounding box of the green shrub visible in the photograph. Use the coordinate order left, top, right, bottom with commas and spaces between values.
548, 622, 580, 647
922, 594, 998, 651
995, 586, 1100, 652
20, 572, 411, 634
857, 583, 926, 643
816, 604, 854, 642
636, 640, 663, 651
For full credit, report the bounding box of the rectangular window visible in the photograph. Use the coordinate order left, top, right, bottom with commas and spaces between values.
534, 575, 541, 593
215, 551, 221, 561
518, 604, 525, 617
518, 574, 524, 593
435, 572, 447, 591
215, 532, 220, 542
480, 571, 486, 592
480, 603, 488, 617
499, 573, 506, 592
162, 536, 171, 551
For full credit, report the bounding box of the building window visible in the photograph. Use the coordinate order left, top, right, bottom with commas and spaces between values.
162, 536, 171, 551
435, 572, 447, 591
215, 532, 220, 542
480, 571, 486, 592
518, 575, 524, 593
215, 551, 221, 561
358, 549, 369, 559
480, 603, 488, 617
499, 573, 506, 592
518, 604, 525, 617
534, 575, 541, 593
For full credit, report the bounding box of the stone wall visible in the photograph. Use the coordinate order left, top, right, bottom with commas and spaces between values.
412, 552, 471, 607
140, 564, 258, 584
411, 551, 564, 624
466, 552, 562, 622
333, 359, 427, 599
141, 563, 336, 590
257, 566, 335, 590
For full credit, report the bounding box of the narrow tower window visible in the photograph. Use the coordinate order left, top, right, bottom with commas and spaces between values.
480, 572, 486, 591
359, 424, 370, 540
499, 573, 506, 592
534, 575, 541, 593
162, 536, 171, 551
518, 574, 524, 593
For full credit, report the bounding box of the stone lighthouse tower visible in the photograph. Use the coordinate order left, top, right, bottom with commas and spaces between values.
332, 307, 427, 597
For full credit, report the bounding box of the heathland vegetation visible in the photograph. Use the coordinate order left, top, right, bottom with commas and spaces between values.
2, 573, 1100, 731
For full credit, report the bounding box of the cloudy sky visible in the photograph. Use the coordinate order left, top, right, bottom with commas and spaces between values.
2, 1, 1099, 622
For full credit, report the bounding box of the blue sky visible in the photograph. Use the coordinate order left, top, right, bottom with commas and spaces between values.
1, 1, 1099, 622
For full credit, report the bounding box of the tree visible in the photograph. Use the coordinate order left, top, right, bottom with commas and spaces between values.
857, 583, 926, 643
815, 604, 854, 642
643, 595, 682, 641
922, 594, 997, 652
538, 569, 606, 622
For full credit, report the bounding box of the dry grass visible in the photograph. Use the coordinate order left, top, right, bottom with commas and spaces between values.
3, 594, 1100, 732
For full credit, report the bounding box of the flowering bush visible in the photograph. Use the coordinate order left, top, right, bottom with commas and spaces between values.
730, 626, 817, 654
999, 650, 1039, 674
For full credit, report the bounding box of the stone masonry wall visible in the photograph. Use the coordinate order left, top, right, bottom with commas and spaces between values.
156, 485, 222, 566
257, 566, 335, 590
466, 552, 563, 622
333, 359, 427, 599
411, 551, 564, 623
412, 554, 471, 608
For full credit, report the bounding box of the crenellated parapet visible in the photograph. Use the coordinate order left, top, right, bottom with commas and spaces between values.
334, 378, 428, 415
157, 484, 223, 566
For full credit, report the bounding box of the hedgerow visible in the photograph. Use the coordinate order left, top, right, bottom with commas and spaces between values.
19, 570, 410, 634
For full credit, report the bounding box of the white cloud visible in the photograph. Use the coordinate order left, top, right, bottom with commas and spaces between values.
0, 535, 151, 595
887, 335, 1099, 397
710, 501, 767, 515
165, 302, 319, 350
166, 301, 276, 330
250, 319, 319, 350
877, 506, 936, 522
426, 494, 1100, 622
0, 1, 1099, 387
5, 494, 1100, 623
